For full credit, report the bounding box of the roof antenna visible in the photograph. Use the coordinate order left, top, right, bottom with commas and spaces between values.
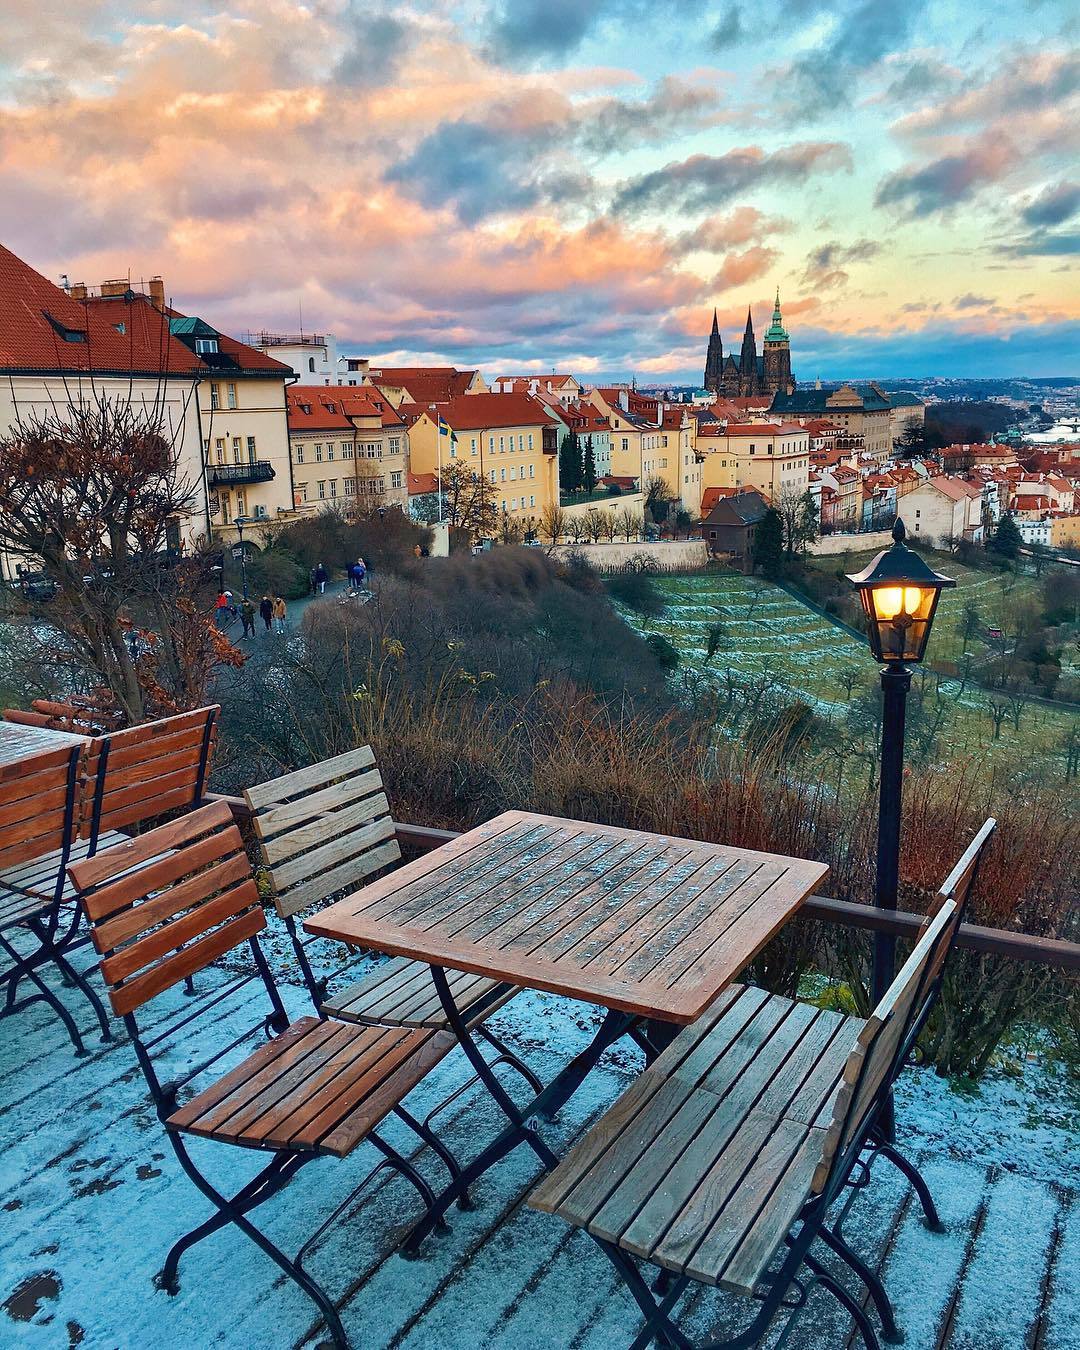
298, 299, 303, 339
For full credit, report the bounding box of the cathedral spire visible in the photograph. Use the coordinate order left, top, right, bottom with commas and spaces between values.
711, 308, 719, 336
743, 305, 754, 338
764, 288, 789, 342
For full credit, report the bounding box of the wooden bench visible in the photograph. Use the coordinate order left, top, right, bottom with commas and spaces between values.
243, 747, 519, 1031
0, 741, 110, 1054
67, 800, 462, 1348
530, 820, 995, 1349
3, 695, 122, 736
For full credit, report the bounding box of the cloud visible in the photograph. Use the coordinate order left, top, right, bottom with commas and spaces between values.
711, 246, 779, 290
801, 238, 880, 287
874, 137, 1015, 217
612, 141, 852, 215
1022, 181, 1080, 228
485, 0, 701, 62
709, 6, 743, 49
881, 56, 962, 105
671, 207, 791, 256
576, 76, 727, 155
896, 49, 1080, 137
335, 10, 410, 87
954, 293, 994, 309
995, 230, 1080, 259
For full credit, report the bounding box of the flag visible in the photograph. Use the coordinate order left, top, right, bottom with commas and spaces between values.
437, 413, 458, 446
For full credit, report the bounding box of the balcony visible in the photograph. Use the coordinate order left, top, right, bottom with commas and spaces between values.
208, 461, 276, 486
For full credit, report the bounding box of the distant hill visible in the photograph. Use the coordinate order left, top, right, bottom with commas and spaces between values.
924, 400, 1016, 448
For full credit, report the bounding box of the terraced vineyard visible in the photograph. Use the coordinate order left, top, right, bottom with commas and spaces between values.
619, 569, 1079, 782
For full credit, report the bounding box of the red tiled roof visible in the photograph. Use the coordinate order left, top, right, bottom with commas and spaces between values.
407, 471, 438, 495
436, 392, 561, 432
287, 384, 404, 431
0, 243, 289, 378
700, 486, 736, 513
367, 366, 479, 404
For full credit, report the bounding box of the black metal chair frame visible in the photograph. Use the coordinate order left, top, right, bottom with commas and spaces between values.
117, 928, 461, 1350
0, 744, 111, 1054
571, 828, 994, 1350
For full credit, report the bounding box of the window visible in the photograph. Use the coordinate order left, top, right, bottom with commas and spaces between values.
500, 467, 506, 481
527, 433, 534, 450
246, 435, 256, 461
235, 493, 245, 516
509, 466, 516, 480
210, 384, 220, 410
489, 469, 496, 483
215, 439, 225, 464
232, 437, 243, 463
342, 443, 354, 459
499, 436, 505, 452
318, 481, 325, 498
296, 445, 304, 464
308, 357, 315, 373
529, 464, 535, 479
202, 438, 210, 454
227, 383, 237, 409
315, 444, 323, 462
390, 438, 400, 453
530, 494, 535, 507
621, 437, 628, 452
344, 479, 354, 495
327, 445, 334, 461
489, 436, 495, 453
195, 337, 218, 355
501, 499, 507, 512
391, 470, 403, 489
297, 482, 308, 502
470, 437, 477, 455
518, 435, 524, 451
220, 493, 231, 523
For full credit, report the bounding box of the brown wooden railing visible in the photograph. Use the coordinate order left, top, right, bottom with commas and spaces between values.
208, 796, 1080, 972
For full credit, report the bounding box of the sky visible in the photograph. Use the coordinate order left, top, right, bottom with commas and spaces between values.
1, 1, 1078, 383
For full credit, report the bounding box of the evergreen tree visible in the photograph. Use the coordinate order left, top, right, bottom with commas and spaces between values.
581, 435, 597, 494
895, 416, 927, 460
755, 507, 784, 576
559, 430, 582, 494
989, 513, 1022, 561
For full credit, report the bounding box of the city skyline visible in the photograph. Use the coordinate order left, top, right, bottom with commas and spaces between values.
2, 1, 1077, 380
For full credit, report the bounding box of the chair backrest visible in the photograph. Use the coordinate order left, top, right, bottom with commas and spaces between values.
67, 799, 265, 1018
812, 897, 960, 1194
242, 745, 400, 918
4, 697, 121, 736
82, 705, 219, 844
0, 743, 83, 880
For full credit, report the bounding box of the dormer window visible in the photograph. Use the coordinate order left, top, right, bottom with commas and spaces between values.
195, 337, 219, 355
44, 312, 87, 343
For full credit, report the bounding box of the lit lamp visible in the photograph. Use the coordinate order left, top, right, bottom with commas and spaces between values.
847, 518, 954, 1054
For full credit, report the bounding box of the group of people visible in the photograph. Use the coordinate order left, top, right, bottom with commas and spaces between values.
215, 590, 287, 638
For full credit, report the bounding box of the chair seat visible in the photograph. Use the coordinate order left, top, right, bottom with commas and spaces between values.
530, 984, 863, 1294
166, 1015, 455, 1158
0, 830, 130, 903
323, 955, 518, 1030
0, 887, 53, 934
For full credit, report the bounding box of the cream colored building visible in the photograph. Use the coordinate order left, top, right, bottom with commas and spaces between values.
772, 384, 892, 461
902, 476, 984, 544
695, 422, 810, 505
287, 385, 409, 511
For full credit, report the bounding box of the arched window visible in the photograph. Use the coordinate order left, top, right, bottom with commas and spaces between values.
308, 357, 315, 372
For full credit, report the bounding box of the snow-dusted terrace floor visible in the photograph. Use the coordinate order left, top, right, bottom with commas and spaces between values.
1, 943, 1076, 1350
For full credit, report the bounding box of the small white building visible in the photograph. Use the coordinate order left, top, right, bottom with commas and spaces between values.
248, 331, 340, 385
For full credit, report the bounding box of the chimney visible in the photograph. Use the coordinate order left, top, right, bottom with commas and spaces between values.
618, 389, 629, 412
148, 276, 165, 310
68, 282, 87, 301
101, 278, 129, 298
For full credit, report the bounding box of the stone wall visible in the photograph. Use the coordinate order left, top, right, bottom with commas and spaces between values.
810, 529, 892, 556
549, 539, 708, 572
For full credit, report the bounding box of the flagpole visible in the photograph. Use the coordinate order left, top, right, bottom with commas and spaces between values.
437, 414, 444, 524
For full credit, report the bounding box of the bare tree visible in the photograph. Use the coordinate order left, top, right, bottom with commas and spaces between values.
584, 507, 606, 543
540, 503, 567, 545
602, 509, 619, 543
0, 396, 240, 723
618, 506, 643, 541
436, 462, 497, 538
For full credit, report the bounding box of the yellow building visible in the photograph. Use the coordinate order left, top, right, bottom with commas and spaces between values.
287, 386, 408, 511
1049, 514, 1080, 550
697, 422, 811, 504
408, 392, 561, 528
356, 364, 487, 408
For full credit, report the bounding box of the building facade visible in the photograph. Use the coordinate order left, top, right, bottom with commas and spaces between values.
771, 384, 893, 461
248, 331, 340, 384
287, 385, 408, 511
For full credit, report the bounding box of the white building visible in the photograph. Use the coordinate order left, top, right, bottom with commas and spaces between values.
248, 330, 340, 384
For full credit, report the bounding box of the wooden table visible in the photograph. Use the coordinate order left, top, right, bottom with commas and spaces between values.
308, 810, 828, 1251
0, 721, 87, 767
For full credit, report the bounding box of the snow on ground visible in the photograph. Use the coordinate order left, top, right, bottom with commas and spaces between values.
1, 944, 1076, 1350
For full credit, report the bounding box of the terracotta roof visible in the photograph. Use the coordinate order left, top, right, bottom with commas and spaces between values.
436, 392, 560, 432
0, 243, 289, 378
1016, 496, 1053, 511
700, 486, 736, 513
367, 366, 479, 404
287, 384, 403, 431
924, 476, 979, 501
407, 471, 438, 495
717, 422, 782, 436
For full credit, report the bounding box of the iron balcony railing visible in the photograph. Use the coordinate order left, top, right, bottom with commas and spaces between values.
208, 461, 276, 486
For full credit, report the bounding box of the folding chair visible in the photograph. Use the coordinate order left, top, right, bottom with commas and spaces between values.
0, 742, 110, 1053
68, 800, 462, 1349
529, 819, 996, 1350
243, 748, 541, 1112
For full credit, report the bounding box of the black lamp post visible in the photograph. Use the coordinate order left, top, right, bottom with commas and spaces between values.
234, 515, 251, 600
847, 518, 954, 1007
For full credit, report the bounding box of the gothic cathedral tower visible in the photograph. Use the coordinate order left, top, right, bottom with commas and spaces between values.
703, 309, 723, 394
762, 288, 794, 395
738, 307, 758, 395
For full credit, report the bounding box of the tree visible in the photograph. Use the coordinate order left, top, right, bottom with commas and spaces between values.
895, 416, 927, 460
674, 509, 693, 539
989, 513, 1022, 561
986, 696, 1010, 739
755, 507, 784, 577
539, 503, 567, 545
618, 506, 642, 541
776, 487, 819, 558
644, 475, 672, 527
0, 397, 240, 723
601, 509, 619, 542
703, 621, 726, 665
584, 507, 606, 542
436, 462, 497, 539
497, 511, 523, 545
959, 600, 983, 652
559, 430, 582, 495
581, 435, 597, 494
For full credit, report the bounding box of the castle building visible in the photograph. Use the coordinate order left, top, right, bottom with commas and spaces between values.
704, 290, 795, 399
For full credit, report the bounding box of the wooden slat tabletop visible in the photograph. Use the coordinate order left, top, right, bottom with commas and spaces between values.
0, 721, 87, 767
306, 811, 829, 1025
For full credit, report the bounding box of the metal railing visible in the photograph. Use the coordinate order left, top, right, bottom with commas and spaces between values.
208, 462, 276, 486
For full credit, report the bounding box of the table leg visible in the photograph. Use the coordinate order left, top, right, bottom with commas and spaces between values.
402, 966, 635, 1256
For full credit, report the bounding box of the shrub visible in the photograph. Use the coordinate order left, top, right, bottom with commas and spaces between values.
242, 549, 309, 599
607, 569, 666, 616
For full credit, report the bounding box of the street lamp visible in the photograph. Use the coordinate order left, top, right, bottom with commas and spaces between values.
847, 516, 954, 1007
234, 515, 251, 600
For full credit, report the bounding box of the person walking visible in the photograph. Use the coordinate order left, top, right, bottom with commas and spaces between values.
259, 594, 273, 632
353, 556, 367, 591
315, 562, 328, 594
240, 597, 256, 639
272, 595, 287, 634
214, 590, 231, 630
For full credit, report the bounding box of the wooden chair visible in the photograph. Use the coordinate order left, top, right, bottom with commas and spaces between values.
67, 800, 464, 1349
0, 742, 110, 1054
3, 695, 122, 736
242, 747, 538, 1096
529, 819, 996, 1350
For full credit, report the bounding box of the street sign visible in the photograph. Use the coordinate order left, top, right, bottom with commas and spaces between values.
987, 626, 1003, 638
231, 545, 244, 560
